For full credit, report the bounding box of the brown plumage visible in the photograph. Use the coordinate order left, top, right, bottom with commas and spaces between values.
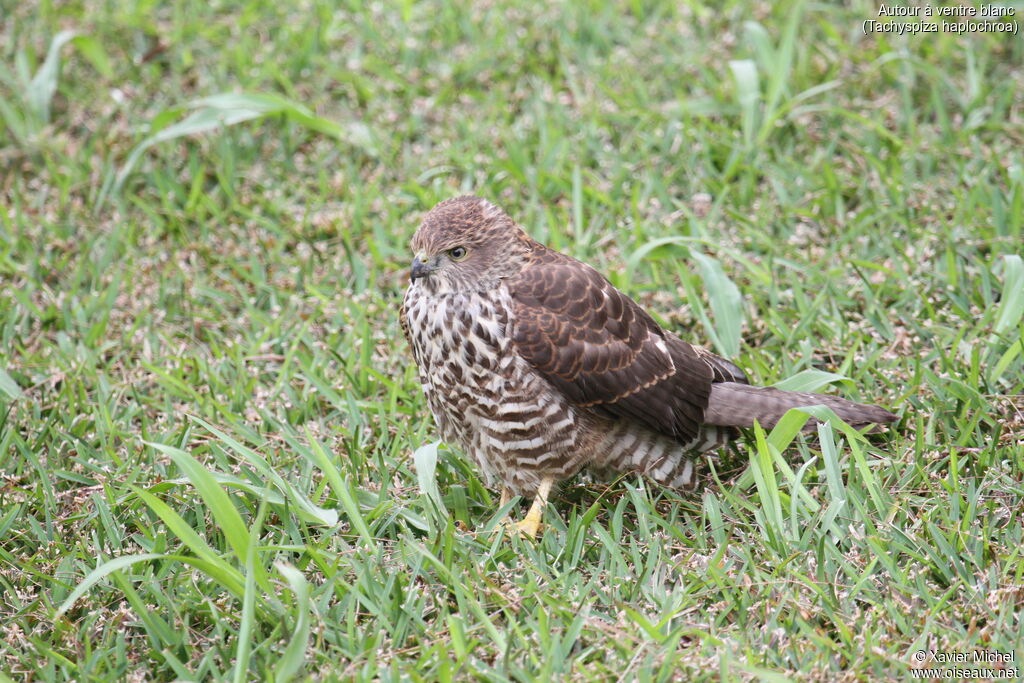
400, 196, 898, 535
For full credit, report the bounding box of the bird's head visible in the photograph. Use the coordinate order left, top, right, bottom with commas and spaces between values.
408, 196, 533, 294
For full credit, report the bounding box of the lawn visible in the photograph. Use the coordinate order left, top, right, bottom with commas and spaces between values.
1, 0, 1022, 680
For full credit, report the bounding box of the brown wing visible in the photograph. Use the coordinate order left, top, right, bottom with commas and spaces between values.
509, 247, 742, 444
694, 345, 749, 385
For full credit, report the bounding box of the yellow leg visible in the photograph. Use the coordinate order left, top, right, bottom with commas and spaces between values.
513, 477, 554, 538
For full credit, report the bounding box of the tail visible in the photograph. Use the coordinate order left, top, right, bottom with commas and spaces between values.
704, 382, 898, 432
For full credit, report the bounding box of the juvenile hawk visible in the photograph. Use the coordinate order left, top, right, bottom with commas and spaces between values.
400, 196, 897, 536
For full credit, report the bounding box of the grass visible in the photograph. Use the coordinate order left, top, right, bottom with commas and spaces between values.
1, 0, 1022, 680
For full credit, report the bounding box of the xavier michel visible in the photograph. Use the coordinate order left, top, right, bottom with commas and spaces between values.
929, 650, 1016, 664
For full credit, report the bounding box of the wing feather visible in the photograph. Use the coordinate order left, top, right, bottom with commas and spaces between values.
509, 247, 743, 444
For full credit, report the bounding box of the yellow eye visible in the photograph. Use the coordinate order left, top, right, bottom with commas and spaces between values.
449, 246, 468, 261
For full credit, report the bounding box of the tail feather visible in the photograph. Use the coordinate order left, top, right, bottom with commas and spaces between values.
705, 382, 897, 432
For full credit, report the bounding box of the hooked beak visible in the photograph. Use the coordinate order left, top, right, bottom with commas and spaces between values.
410, 253, 435, 280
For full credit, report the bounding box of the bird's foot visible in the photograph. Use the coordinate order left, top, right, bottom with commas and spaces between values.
498, 477, 553, 540
512, 515, 542, 538
496, 514, 541, 538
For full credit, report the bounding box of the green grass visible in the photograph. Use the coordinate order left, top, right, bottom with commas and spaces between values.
2, 0, 1023, 680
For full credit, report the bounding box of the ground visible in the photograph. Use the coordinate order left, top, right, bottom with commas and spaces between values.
1, 1, 1022, 680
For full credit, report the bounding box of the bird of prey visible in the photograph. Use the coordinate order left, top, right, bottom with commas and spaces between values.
400, 196, 898, 536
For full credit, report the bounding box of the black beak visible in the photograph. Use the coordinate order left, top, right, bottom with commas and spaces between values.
410, 258, 433, 280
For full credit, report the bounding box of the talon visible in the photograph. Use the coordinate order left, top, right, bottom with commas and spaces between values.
513, 516, 542, 538
503, 477, 553, 540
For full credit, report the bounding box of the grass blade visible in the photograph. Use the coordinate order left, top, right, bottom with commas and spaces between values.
301, 428, 374, 544
191, 417, 339, 526
28, 30, 77, 123
234, 498, 270, 683
131, 486, 247, 595
108, 92, 377, 201
729, 59, 760, 149
413, 441, 448, 521
273, 563, 312, 683
691, 251, 743, 358
145, 441, 253, 569
772, 369, 852, 393
0, 368, 22, 401
993, 254, 1023, 337
54, 553, 163, 618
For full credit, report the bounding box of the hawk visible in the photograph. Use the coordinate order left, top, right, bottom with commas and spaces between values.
400, 196, 898, 536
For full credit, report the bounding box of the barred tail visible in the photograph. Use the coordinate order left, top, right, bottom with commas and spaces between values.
704, 382, 898, 432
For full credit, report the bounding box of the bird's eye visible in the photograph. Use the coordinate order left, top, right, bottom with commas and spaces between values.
449, 246, 468, 261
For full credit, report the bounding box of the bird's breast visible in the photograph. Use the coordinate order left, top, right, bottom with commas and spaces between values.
404, 282, 591, 493
403, 284, 516, 392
